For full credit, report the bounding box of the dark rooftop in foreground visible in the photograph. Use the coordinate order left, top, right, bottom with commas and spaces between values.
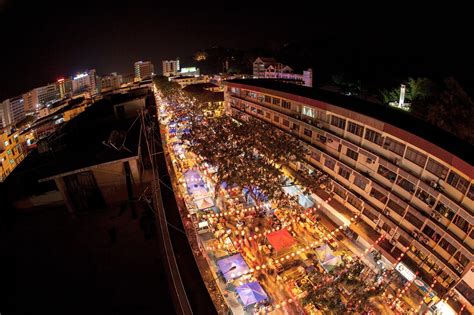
226, 79, 474, 165
6, 89, 149, 198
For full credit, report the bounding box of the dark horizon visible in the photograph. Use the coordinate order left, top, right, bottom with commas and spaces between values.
1, 1, 473, 100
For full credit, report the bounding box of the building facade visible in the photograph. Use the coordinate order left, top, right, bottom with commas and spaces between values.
170, 75, 210, 89
1, 96, 26, 127
253, 57, 313, 87
72, 69, 98, 96
100, 72, 123, 92
134, 61, 154, 81
0, 130, 28, 182
224, 79, 474, 312
162, 59, 180, 77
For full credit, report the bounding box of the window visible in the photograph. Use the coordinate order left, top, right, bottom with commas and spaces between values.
330, 116, 346, 129
247, 91, 257, 98
434, 202, 456, 220
302, 106, 315, 118
303, 128, 312, 137
423, 225, 441, 242
324, 157, 336, 171
282, 119, 290, 127
292, 123, 299, 132
264, 95, 271, 103
272, 97, 280, 105
387, 199, 406, 216
250, 107, 257, 113
265, 112, 271, 119
454, 251, 469, 268
347, 121, 364, 137
396, 177, 416, 193
370, 187, 388, 204
363, 209, 378, 222
426, 158, 448, 179
364, 128, 383, 145
384, 137, 406, 156
257, 109, 263, 115
353, 175, 368, 190
333, 185, 347, 199
446, 171, 469, 194
452, 214, 470, 233
377, 165, 397, 182
404, 212, 424, 229
404, 147, 427, 167
415, 188, 435, 207
468, 184, 474, 201
338, 167, 351, 180
438, 238, 457, 255
281, 100, 291, 109
347, 194, 362, 209
273, 115, 280, 123
346, 148, 359, 161
311, 151, 321, 162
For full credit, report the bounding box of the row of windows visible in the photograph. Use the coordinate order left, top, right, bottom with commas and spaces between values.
235, 95, 474, 206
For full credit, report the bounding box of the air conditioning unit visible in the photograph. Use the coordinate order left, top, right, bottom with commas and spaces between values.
366, 158, 374, 164
316, 122, 323, 128
411, 231, 418, 238
434, 214, 442, 221
430, 212, 436, 217
422, 238, 429, 245
389, 239, 397, 245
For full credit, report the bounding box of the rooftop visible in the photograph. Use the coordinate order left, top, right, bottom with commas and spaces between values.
7, 90, 149, 194
225, 79, 474, 166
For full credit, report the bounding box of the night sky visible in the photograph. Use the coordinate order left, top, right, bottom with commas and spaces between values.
1, 1, 473, 100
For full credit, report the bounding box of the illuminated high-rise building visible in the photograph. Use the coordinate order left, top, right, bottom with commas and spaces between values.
72, 69, 98, 95
162, 59, 180, 77
134, 61, 154, 81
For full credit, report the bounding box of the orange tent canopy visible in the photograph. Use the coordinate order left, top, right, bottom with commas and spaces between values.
266, 229, 296, 251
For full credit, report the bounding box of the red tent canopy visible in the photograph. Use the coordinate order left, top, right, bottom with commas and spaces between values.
266, 229, 296, 251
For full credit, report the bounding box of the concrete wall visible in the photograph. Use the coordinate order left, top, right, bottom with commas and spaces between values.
92, 161, 128, 208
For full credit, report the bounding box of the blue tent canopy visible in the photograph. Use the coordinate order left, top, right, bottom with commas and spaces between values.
183, 169, 208, 196
242, 186, 268, 202
217, 254, 249, 282
236, 281, 268, 306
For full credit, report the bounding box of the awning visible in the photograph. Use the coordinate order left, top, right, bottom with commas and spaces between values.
194, 197, 214, 210
266, 229, 296, 252
236, 281, 268, 306
217, 253, 250, 282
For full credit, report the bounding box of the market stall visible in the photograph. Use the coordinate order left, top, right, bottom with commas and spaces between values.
235, 281, 268, 307
217, 253, 250, 282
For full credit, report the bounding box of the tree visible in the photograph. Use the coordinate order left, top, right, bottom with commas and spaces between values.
380, 77, 433, 105
425, 77, 474, 144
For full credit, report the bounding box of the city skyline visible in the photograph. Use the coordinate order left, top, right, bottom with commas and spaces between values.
1, 2, 474, 100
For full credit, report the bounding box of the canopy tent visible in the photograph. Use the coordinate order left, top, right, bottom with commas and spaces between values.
194, 197, 215, 210
321, 255, 343, 273
282, 185, 314, 209
315, 244, 334, 262
172, 143, 185, 155
183, 169, 208, 197
266, 229, 296, 252
217, 253, 250, 282
298, 194, 314, 209
242, 186, 268, 202
235, 281, 268, 307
